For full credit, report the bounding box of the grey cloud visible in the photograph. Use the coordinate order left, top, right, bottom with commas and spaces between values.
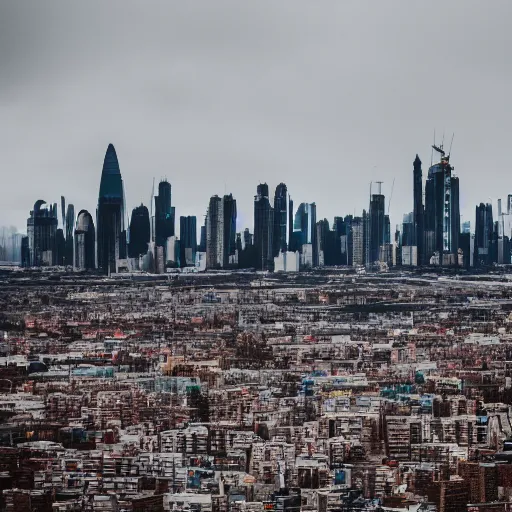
0, 0, 511, 234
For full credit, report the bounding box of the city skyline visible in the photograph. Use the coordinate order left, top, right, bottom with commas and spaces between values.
14, 140, 512, 272
1, 1, 511, 233
1, 137, 506, 240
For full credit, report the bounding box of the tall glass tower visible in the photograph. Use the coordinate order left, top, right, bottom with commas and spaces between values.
273, 183, 293, 257
154, 180, 175, 260
96, 144, 126, 275
424, 149, 460, 263
128, 204, 150, 258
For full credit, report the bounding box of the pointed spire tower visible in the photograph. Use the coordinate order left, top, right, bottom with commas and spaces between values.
97, 143, 126, 275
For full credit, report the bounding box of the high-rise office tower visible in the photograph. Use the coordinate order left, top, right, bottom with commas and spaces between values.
401, 212, 417, 266
222, 194, 237, 267
26, 200, 59, 267
369, 189, 385, 264
64, 203, 75, 266
55, 228, 65, 266
180, 216, 197, 267
474, 203, 493, 266
254, 183, 273, 270
273, 183, 293, 256
75, 210, 96, 270
96, 144, 126, 275
340, 215, 354, 265
413, 155, 424, 264
352, 215, 365, 266
154, 180, 175, 258
332, 217, 346, 265
379, 214, 392, 264
293, 202, 318, 267
199, 221, 207, 253
128, 204, 150, 258
401, 213, 415, 246
424, 147, 460, 264
316, 219, 334, 267
206, 195, 224, 269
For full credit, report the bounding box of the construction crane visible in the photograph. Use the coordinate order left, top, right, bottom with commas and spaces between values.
432, 144, 445, 156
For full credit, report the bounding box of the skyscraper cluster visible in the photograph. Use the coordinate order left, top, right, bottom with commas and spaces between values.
18, 140, 512, 273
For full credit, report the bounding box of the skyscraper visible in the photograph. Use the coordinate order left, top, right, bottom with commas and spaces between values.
352, 215, 365, 266
293, 202, 318, 267
206, 195, 224, 269
369, 190, 385, 264
199, 221, 207, 253
474, 203, 493, 266
128, 204, 150, 259
332, 217, 346, 265
413, 155, 424, 264
55, 228, 65, 266
254, 183, 272, 270
65, 203, 75, 266
316, 218, 334, 267
27, 200, 58, 267
424, 147, 460, 264
180, 216, 197, 267
96, 144, 126, 275
154, 180, 175, 259
222, 194, 237, 267
273, 183, 292, 256
75, 210, 96, 270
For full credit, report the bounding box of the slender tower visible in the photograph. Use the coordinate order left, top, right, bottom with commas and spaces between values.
413, 155, 424, 265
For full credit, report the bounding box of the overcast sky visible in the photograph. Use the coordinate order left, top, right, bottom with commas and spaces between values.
0, 1, 510, 235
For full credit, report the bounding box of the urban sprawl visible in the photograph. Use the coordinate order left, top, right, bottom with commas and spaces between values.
2, 141, 512, 512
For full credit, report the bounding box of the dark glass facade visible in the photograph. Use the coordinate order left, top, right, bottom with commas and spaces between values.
128, 204, 150, 258
369, 193, 385, 264
413, 155, 424, 264
154, 180, 175, 258
222, 194, 237, 267
474, 203, 493, 266
180, 215, 197, 267
254, 184, 272, 270
273, 183, 292, 256
96, 144, 126, 275
424, 154, 460, 261
294, 202, 318, 267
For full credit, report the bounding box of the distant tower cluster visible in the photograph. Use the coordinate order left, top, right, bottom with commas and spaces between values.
19, 134, 512, 272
